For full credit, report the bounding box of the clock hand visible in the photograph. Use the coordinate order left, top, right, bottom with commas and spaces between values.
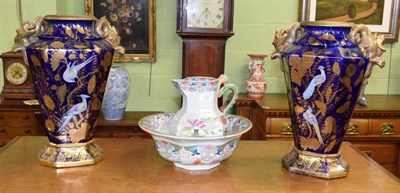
13, 71, 22, 78
205, 8, 211, 18
199, 7, 211, 19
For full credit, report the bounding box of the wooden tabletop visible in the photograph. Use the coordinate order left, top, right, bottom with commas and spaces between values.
1, 136, 399, 193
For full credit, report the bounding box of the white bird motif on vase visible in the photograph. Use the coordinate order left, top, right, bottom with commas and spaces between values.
303, 66, 326, 100
59, 94, 90, 133
63, 56, 94, 83
303, 106, 324, 145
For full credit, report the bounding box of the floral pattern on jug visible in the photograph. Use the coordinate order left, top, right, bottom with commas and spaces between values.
170, 75, 238, 137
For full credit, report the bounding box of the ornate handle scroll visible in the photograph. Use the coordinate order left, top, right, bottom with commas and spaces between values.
381, 123, 395, 135
345, 122, 360, 135
95, 17, 125, 55
216, 75, 239, 115
349, 25, 386, 106
12, 16, 44, 52
280, 122, 293, 135
349, 24, 386, 71
271, 22, 304, 71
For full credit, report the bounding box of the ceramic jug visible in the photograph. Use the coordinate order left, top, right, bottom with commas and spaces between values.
170, 75, 238, 137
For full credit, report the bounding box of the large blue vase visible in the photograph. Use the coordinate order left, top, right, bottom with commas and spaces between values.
272, 21, 385, 179
14, 15, 124, 167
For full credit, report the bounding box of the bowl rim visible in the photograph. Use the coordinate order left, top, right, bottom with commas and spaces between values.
139, 113, 252, 140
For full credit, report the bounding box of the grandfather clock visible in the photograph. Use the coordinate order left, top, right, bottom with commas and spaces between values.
177, 0, 234, 78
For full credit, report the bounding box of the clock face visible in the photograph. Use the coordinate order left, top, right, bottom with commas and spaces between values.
5, 62, 28, 85
186, 0, 225, 28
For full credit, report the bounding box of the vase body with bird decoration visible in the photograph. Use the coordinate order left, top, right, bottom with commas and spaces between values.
13, 15, 124, 167
271, 21, 385, 179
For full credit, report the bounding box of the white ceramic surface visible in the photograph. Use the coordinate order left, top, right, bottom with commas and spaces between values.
170, 75, 238, 137
139, 113, 252, 170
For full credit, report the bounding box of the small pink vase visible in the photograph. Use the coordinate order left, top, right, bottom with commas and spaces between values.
245, 54, 267, 98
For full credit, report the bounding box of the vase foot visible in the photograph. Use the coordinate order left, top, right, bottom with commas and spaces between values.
282, 148, 349, 179
174, 162, 220, 170
247, 93, 264, 99
38, 140, 104, 168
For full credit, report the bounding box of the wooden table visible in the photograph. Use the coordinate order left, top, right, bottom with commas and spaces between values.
1, 136, 399, 193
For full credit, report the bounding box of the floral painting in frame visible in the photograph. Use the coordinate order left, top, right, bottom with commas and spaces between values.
85, 0, 156, 62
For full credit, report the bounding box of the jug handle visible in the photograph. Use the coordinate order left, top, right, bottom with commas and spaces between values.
218, 84, 239, 114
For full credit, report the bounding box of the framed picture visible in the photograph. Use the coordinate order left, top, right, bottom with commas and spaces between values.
300, 0, 400, 42
85, 0, 156, 62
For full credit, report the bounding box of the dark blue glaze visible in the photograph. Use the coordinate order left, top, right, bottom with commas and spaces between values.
25, 17, 115, 144
284, 24, 368, 154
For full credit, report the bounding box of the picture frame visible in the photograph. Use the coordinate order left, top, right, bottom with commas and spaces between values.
85, 0, 156, 62
299, 0, 400, 42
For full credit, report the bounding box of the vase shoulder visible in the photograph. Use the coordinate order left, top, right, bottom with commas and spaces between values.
39, 16, 101, 40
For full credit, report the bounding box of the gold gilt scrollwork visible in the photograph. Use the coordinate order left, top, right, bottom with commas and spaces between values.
271, 22, 304, 71
349, 25, 386, 106
95, 17, 125, 55
12, 16, 44, 52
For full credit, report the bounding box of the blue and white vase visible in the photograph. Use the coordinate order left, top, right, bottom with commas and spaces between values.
101, 66, 130, 120
272, 21, 385, 179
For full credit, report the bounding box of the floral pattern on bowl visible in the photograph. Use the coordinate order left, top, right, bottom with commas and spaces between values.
139, 113, 252, 170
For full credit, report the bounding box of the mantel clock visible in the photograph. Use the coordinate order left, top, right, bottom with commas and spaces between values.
0, 51, 35, 99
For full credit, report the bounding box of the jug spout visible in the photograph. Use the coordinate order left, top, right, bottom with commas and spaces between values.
171, 79, 181, 89
171, 79, 188, 96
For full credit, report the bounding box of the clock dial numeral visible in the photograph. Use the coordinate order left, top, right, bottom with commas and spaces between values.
186, 0, 225, 28
6, 62, 28, 85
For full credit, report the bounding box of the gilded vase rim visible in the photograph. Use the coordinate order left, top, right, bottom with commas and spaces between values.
44, 15, 96, 21
301, 21, 355, 28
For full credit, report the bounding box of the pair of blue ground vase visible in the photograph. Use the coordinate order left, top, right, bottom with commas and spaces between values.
21, 16, 383, 179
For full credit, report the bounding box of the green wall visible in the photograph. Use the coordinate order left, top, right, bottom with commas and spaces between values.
0, 0, 399, 113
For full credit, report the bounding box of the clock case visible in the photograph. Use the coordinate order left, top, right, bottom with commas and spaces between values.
0, 51, 35, 100
176, 0, 234, 79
